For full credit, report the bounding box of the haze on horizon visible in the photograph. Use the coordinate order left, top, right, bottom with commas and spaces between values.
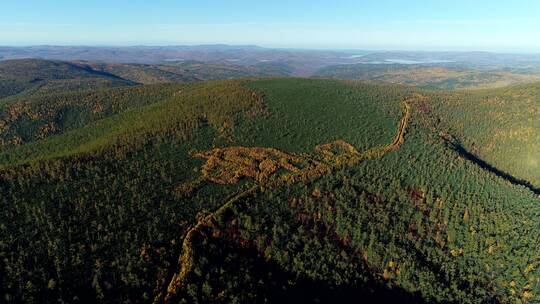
2, 0, 540, 53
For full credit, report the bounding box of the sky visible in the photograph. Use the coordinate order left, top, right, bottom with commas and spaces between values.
2, 0, 540, 51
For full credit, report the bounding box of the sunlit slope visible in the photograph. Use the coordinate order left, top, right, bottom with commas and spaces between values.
0, 79, 409, 166
176, 129, 540, 303
0, 80, 265, 166
0, 84, 188, 149
343, 117, 540, 302
236, 79, 409, 152
431, 82, 540, 188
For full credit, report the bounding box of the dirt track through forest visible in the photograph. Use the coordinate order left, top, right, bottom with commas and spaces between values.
155, 99, 414, 303
363, 101, 411, 159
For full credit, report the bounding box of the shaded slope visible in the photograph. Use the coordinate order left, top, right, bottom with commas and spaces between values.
0, 59, 134, 99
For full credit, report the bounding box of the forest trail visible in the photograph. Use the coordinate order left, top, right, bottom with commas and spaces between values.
155, 97, 415, 303
363, 101, 411, 159
390, 102, 411, 151
154, 185, 259, 304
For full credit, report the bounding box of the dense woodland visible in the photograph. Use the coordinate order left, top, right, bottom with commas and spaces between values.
430, 84, 540, 188
0, 60, 540, 303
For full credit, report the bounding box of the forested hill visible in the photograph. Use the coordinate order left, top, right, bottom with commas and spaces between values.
314, 63, 540, 90
1, 76, 540, 303
0, 58, 296, 101
69, 60, 294, 85
0, 59, 134, 99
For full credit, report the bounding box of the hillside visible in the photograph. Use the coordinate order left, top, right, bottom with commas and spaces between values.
0, 58, 295, 149
430, 83, 540, 188
1, 77, 540, 303
314, 64, 540, 90
0, 59, 134, 99
0, 83, 183, 148
161, 61, 293, 81
71, 61, 200, 84
0, 58, 293, 102
71, 61, 293, 84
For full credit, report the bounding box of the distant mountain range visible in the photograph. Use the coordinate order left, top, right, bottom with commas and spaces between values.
0, 45, 361, 75
0, 58, 296, 99
3, 45, 540, 77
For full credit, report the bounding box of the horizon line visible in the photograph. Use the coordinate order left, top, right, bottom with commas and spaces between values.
2, 44, 540, 55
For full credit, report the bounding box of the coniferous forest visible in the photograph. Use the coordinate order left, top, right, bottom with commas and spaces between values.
0, 55, 540, 304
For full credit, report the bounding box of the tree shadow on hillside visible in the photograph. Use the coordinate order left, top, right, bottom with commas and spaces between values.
176, 234, 433, 304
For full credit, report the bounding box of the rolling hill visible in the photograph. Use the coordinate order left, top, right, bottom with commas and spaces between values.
0, 58, 294, 105
0, 59, 134, 99
0, 45, 365, 75
314, 64, 540, 90
71, 60, 293, 84
0, 72, 539, 304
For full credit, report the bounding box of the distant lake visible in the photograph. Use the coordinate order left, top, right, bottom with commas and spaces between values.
384, 59, 455, 64
351, 58, 456, 65
163, 58, 185, 62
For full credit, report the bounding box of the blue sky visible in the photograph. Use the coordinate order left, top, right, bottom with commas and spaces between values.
1, 0, 540, 51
